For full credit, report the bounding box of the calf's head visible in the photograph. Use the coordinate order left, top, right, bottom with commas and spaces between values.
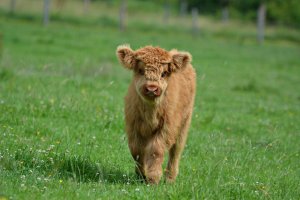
116, 45, 191, 103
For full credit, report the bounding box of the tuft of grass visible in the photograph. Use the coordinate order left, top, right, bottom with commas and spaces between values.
0, 69, 14, 81
232, 80, 259, 92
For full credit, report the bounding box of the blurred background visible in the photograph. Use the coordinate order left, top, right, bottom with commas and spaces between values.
1, 0, 300, 44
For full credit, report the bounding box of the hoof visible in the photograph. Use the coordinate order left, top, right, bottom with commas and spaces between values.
165, 176, 176, 183
165, 169, 177, 183
146, 177, 160, 185
145, 171, 162, 185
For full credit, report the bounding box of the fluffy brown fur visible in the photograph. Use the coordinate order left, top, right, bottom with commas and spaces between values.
116, 44, 196, 184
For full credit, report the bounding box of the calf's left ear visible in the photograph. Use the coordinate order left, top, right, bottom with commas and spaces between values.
170, 50, 192, 72
116, 44, 136, 70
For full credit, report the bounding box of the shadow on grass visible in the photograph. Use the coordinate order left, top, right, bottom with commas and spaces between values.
56, 155, 140, 184
1, 149, 141, 185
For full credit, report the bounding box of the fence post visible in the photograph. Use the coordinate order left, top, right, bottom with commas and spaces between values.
83, 0, 90, 15
179, 0, 187, 17
43, 0, 50, 26
191, 8, 199, 36
221, 6, 229, 23
257, 3, 266, 44
163, 2, 170, 25
119, 0, 127, 31
10, 0, 16, 14
220, 0, 229, 23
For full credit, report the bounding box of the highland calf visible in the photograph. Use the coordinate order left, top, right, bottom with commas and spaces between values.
116, 45, 196, 184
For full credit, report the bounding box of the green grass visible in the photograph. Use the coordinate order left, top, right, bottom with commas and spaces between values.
0, 2, 300, 199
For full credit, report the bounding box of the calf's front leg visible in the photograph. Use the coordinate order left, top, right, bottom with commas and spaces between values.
143, 136, 165, 184
128, 137, 145, 180
166, 116, 191, 183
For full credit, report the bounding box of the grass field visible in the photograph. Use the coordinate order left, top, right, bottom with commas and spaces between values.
0, 2, 300, 199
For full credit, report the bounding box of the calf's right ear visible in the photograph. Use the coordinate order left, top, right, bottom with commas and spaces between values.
116, 45, 136, 70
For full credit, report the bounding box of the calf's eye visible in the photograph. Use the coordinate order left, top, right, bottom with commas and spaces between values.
161, 71, 168, 78
138, 69, 144, 75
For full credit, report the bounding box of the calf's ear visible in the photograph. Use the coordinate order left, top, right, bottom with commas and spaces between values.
116, 44, 136, 70
170, 50, 192, 72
